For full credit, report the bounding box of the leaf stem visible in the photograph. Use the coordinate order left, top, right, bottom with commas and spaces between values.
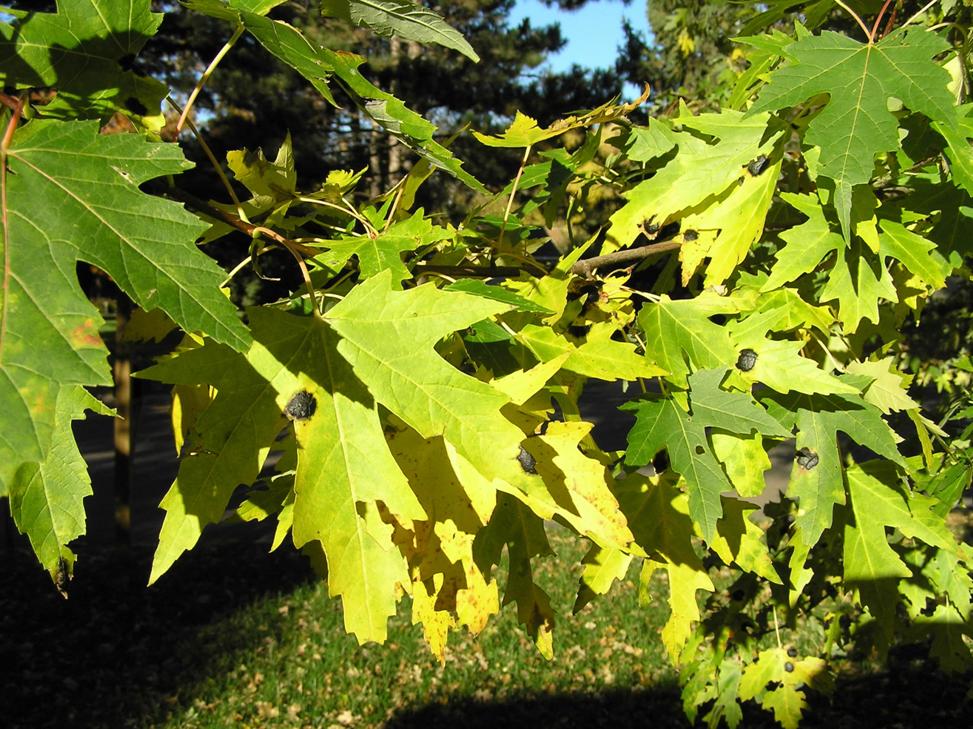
297, 196, 376, 236
176, 23, 245, 134
0, 93, 24, 361
252, 226, 321, 319
498, 144, 532, 246
166, 96, 246, 218
901, 0, 939, 30
870, 0, 896, 41
834, 0, 873, 40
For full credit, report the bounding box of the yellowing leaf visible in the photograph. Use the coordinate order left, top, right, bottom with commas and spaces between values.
607, 110, 778, 251
845, 356, 918, 414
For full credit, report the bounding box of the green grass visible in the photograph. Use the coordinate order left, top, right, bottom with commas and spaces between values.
152, 524, 675, 728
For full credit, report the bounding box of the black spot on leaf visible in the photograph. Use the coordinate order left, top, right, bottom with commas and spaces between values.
787, 646, 798, 658
517, 445, 537, 474
784, 661, 794, 673
683, 229, 698, 242
736, 348, 758, 372
285, 390, 317, 421
795, 447, 819, 470
747, 155, 769, 176
695, 445, 705, 455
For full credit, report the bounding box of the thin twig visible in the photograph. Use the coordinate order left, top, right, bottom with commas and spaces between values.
160, 187, 316, 256
834, 0, 873, 40
176, 24, 245, 134
570, 239, 681, 276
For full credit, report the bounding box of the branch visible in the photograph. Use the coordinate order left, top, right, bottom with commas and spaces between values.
570, 239, 681, 276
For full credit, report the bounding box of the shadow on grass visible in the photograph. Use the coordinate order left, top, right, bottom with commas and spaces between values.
386, 687, 692, 728
386, 661, 973, 729
4, 522, 973, 729
0, 525, 315, 729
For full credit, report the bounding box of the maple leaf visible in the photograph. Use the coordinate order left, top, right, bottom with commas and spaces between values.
606, 109, 778, 251
0, 0, 167, 121
624, 369, 790, 542
322, 0, 479, 62
313, 211, 451, 287
762, 193, 844, 292
614, 472, 714, 660
738, 648, 831, 729
475, 493, 556, 657
678, 158, 780, 286
750, 27, 955, 236
763, 386, 905, 596
385, 423, 500, 658
637, 292, 741, 386
845, 356, 918, 414
0, 119, 248, 515
843, 461, 958, 584
143, 307, 427, 643
6, 387, 111, 577
325, 272, 529, 491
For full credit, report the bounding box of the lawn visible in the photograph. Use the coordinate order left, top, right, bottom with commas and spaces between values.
3, 518, 972, 729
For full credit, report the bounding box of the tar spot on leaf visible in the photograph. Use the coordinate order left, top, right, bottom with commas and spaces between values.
285, 390, 317, 421
747, 154, 769, 176
517, 445, 537, 474
795, 447, 819, 470
736, 348, 758, 372
683, 229, 699, 242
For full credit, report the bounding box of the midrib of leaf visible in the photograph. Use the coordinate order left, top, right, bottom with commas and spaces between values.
316, 332, 380, 626
356, 0, 458, 47
837, 43, 873, 184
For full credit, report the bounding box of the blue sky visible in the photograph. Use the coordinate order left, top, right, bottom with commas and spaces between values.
509, 0, 651, 73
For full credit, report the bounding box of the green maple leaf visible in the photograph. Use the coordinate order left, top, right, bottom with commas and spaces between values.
194, 7, 483, 191
762, 193, 844, 292
0, 120, 248, 509
607, 109, 778, 251
7, 387, 111, 577
843, 461, 957, 583
322, 0, 479, 62
0, 0, 167, 121
325, 272, 528, 490
877, 220, 952, 293
750, 27, 955, 236
764, 386, 905, 595
142, 307, 426, 642
637, 293, 740, 386
819, 240, 897, 333
313, 211, 451, 286
614, 472, 714, 659
624, 369, 789, 542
